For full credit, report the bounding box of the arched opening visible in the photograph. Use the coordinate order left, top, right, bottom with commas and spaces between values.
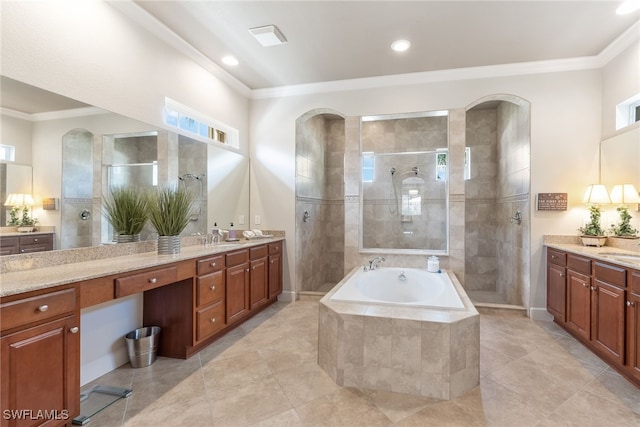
295, 109, 346, 296
464, 95, 531, 308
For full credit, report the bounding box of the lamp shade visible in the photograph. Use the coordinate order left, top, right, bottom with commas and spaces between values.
610, 184, 640, 204
3, 193, 35, 207
582, 184, 611, 204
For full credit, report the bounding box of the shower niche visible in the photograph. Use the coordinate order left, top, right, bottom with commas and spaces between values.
360, 112, 448, 254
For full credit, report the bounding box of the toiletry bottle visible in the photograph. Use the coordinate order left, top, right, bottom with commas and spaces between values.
212, 222, 219, 244
228, 222, 235, 240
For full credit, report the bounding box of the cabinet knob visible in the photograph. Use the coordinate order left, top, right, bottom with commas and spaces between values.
210, 285, 216, 291
149, 277, 157, 284
628, 301, 635, 307
38, 304, 49, 312
551, 255, 557, 259
582, 283, 588, 288
211, 262, 216, 267
210, 318, 216, 323
559, 273, 564, 277
591, 286, 597, 291
246, 268, 249, 272
70, 326, 79, 334
33, 238, 39, 242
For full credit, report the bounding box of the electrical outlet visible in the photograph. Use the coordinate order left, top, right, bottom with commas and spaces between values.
238, 215, 245, 225
255, 215, 261, 225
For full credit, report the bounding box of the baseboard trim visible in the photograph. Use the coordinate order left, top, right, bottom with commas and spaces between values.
529, 307, 553, 321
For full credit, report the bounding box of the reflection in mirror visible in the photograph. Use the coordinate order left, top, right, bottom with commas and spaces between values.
360, 112, 448, 254
1, 76, 250, 251
0, 163, 33, 225
600, 125, 640, 188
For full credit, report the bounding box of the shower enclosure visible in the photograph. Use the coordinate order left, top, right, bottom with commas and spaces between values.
295, 110, 346, 294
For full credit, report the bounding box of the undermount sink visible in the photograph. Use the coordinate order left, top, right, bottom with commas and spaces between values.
598, 252, 640, 263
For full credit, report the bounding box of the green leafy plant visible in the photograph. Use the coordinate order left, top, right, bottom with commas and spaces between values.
7, 206, 38, 227
103, 187, 148, 236
578, 205, 605, 236
611, 205, 638, 237
147, 185, 195, 236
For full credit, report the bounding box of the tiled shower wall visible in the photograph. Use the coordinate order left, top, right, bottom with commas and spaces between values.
178, 135, 208, 236
296, 114, 345, 292
465, 101, 530, 306
361, 117, 448, 251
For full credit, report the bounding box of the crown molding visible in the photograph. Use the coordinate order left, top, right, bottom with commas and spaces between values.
107, 0, 251, 98
2, 106, 109, 122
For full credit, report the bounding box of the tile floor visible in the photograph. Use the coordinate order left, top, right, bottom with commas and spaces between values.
84, 300, 640, 426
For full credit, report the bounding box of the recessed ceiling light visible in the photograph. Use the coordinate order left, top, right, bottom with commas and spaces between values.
222, 56, 239, 66
249, 25, 287, 47
391, 39, 411, 52
616, 0, 640, 15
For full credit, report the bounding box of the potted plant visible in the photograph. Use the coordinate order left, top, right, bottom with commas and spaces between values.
578, 205, 607, 247
147, 185, 195, 254
103, 187, 148, 243
610, 205, 638, 238
7, 206, 39, 232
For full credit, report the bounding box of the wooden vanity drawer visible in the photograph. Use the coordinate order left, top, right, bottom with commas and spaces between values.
197, 255, 224, 276
268, 241, 282, 255
594, 261, 626, 288
19, 234, 52, 247
197, 271, 225, 307
226, 249, 248, 267
250, 245, 268, 260
567, 254, 591, 275
196, 302, 225, 341
1, 287, 77, 332
630, 269, 640, 294
115, 266, 178, 298
547, 249, 566, 267
0, 236, 19, 256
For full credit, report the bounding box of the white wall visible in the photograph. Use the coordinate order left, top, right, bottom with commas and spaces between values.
0, 115, 33, 165
601, 40, 640, 138
250, 70, 603, 312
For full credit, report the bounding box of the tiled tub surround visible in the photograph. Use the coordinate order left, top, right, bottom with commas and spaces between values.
319, 267, 479, 400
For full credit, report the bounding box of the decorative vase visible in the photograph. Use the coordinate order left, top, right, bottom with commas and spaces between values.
17, 226, 35, 233
117, 234, 142, 243
580, 236, 607, 247
157, 235, 181, 255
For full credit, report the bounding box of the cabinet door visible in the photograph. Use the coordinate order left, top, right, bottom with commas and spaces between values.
627, 292, 640, 383
1, 316, 80, 427
250, 258, 268, 310
591, 280, 625, 364
268, 253, 282, 299
547, 263, 566, 322
226, 263, 249, 325
566, 270, 591, 340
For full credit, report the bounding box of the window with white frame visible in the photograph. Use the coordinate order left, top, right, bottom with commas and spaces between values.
164, 98, 238, 148
0, 145, 15, 162
616, 93, 640, 130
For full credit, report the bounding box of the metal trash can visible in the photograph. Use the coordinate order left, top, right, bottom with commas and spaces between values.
124, 326, 161, 368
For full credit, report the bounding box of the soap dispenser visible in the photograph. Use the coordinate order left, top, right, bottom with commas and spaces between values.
211, 222, 220, 244
228, 222, 237, 241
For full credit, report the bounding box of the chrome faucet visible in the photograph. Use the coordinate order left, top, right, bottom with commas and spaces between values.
369, 256, 385, 270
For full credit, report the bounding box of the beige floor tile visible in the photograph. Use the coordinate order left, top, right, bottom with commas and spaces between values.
83, 301, 640, 427
294, 388, 392, 426
274, 361, 341, 407
208, 375, 292, 427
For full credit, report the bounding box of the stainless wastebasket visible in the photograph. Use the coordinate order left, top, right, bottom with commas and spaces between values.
124, 326, 161, 368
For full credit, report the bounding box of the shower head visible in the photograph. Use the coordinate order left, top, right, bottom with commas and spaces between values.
390, 167, 396, 175
412, 166, 419, 175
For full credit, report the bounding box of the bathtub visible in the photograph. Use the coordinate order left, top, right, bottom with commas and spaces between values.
319, 266, 479, 400
329, 267, 465, 310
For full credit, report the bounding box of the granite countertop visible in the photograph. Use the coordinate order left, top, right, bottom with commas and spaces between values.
545, 242, 640, 269
0, 237, 284, 297
0, 230, 55, 237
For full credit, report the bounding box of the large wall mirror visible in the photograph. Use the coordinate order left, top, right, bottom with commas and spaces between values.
0, 76, 249, 251
600, 125, 640, 188
360, 111, 449, 254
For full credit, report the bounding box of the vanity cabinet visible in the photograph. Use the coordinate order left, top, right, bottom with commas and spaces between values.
0, 285, 80, 427
226, 249, 251, 325
546, 249, 567, 321
546, 247, 639, 388
249, 246, 269, 310
268, 242, 283, 298
0, 233, 53, 256
195, 255, 226, 342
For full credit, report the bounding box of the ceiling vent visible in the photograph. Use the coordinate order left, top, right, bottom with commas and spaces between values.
249, 25, 287, 46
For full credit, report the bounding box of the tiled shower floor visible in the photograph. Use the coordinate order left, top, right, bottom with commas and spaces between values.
84, 300, 639, 426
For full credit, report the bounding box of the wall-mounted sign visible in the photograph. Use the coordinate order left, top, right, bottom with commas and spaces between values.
537, 193, 567, 211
